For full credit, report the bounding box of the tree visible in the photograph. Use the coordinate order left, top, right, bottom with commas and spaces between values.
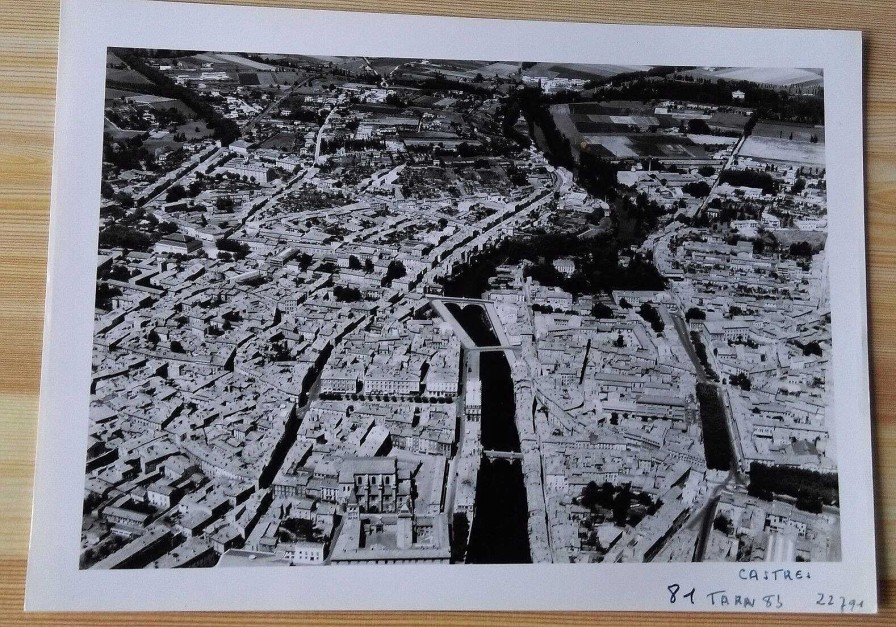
685, 307, 706, 322
333, 285, 362, 302
457, 142, 484, 158
578, 149, 621, 199
587, 206, 606, 224
348, 255, 362, 270
801, 340, 822, 357
619, 298, 632, 309
612, 487, 632, 526
730, 372, 752, 391
216, 238, 250, 260
146, 329, 160, 345
638, 302, 665, 333
687, 118, 712, 134
591, 302, 614, 319
216, 196, 234, 212
269, 339, 293, 361
384, 259, 407, 284
364, 258, 374, 273
796, 493, 823, 514
683, 181, 711, 198
385, 92, 406, 108
95, 283, 122, 309
789, 241, 813, 257
713, 514, 734, 535
580, 481, 601, 509
505, 163, 529, 187
115, 191, 135, 208
170, 340, 184, 353
107, 264, 131, 282
157, 221, 178, 236
98, 225, 153, 251
165, 184, 188, 203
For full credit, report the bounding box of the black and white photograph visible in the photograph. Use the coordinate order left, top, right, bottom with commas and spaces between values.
26, 0, 875, 612
85, 49, 838, 569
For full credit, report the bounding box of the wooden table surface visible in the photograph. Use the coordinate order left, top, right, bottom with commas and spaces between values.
1, 0, 894, 623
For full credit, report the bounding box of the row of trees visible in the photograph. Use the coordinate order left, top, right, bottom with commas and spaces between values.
318, 391, 455, 404
718, 169, 779, 195
99, 224, 154, 251
690, 330, 719, 381
747, 462, 839, 513
589, 75, 824, 125
320, 137, 385, 154
695, 382, 733, 471
583, 66, 678, 90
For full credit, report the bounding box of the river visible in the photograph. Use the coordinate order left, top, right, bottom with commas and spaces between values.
444, 303, 498, 347
447, 302, 531, 563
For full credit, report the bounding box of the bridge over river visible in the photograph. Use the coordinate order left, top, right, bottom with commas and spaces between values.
482, 449, 523, 462
429, 297, 518, 358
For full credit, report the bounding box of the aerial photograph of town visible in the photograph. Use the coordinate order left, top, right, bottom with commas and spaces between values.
82, 48, 838, 569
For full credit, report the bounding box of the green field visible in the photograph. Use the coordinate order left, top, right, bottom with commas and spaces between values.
752, 120, 825, 142
741, 135, 825, 166
584, 134, 710, 160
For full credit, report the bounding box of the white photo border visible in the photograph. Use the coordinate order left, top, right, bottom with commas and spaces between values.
26, 0, 875, 612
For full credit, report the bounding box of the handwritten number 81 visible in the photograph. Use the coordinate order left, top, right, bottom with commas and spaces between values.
668, 584, 696, 604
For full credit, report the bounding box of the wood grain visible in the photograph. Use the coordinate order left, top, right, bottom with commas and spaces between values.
1, 0, 894, 622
